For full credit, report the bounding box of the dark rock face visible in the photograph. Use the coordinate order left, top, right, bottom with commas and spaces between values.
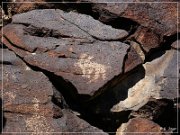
0, 48, 107, 134
1, 1, 179, 134
2, 9, 130, 96
124, 46, 143, 73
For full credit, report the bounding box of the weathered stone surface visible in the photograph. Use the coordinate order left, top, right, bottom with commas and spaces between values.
84, 1, 178, 53
131, 26, 162, 53
130, 98, 176, 120
124, 45, 143, 73
130, 41, 145, 61
111, 49, 179, 112
1, 49, 55, 117
2, 9, 130, 96
7, 0, 50, 14
0, 49, 107, 134
171, 40, 180, 49
1, 2, 178, 133
116, 118, 162, 135
92, 2, 178, 35
3, 110, 108, 134
12, 9, 128, 40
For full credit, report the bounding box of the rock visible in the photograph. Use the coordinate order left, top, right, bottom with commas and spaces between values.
84, 1, 178, 53
130, 26, 161, 53
130, 98, 174, 120
1, 3, 178, 133
171, 40, 180, 50
3, 110, 108, 134
1, 49, 55, 117
124, 45, 143, 73
12, 9, 128, 40
2, 9, 130, 97
92, 1, 178, 35
7, 0, 51, 14
0, 49, 107, 134
130, 41, 145, 61
111, 49, 179, 112
116, 118, 162, 135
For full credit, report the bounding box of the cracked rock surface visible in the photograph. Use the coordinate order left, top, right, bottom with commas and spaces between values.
2, 9, 130, 96
1, 0, 179, 134
0, 48, 107, 134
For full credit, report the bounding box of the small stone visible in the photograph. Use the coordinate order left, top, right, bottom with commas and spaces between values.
116, 118, 162, 135
171, 40, 180, 50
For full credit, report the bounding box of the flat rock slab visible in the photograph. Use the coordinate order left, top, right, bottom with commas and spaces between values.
2, 9, 130, 96
0, 49, 107, 134
12, 9, 128, 41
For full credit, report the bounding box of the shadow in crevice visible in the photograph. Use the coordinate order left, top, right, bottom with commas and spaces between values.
103, 17, 140, 38
130, 98, 178, 133
19, 60, 90, 110
78, 65, 145, 132
0, 98, 6, 133
86, 65, 145, 112
19, 52, 145, 133
50, 2, 100, 20
145, 32, 180, 62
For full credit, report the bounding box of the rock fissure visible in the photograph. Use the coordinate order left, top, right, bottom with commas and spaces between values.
1, 1, 179, 134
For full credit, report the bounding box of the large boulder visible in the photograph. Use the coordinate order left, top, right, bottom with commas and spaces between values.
2, 9, 132, 97
111, 49, 179, 112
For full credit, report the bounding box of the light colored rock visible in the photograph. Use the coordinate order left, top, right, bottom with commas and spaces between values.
111, 49, 179, 112
171, 40, 179, 49
131, 41, 145, 61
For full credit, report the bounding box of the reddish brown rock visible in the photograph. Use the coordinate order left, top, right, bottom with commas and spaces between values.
85, 1, 178, 53
131, 26, 161, 53
92, 2, 178, 35
116, 118, 162, 135
2, 9, 130, 97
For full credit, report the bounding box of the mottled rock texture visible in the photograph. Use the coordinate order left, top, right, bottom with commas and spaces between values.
81, 0, 178, 54
111, 49, 179, 112
2, 9, 129, 96
1, 0, 179, 134
0, 48, 107, 134
116, 118, 162, 135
